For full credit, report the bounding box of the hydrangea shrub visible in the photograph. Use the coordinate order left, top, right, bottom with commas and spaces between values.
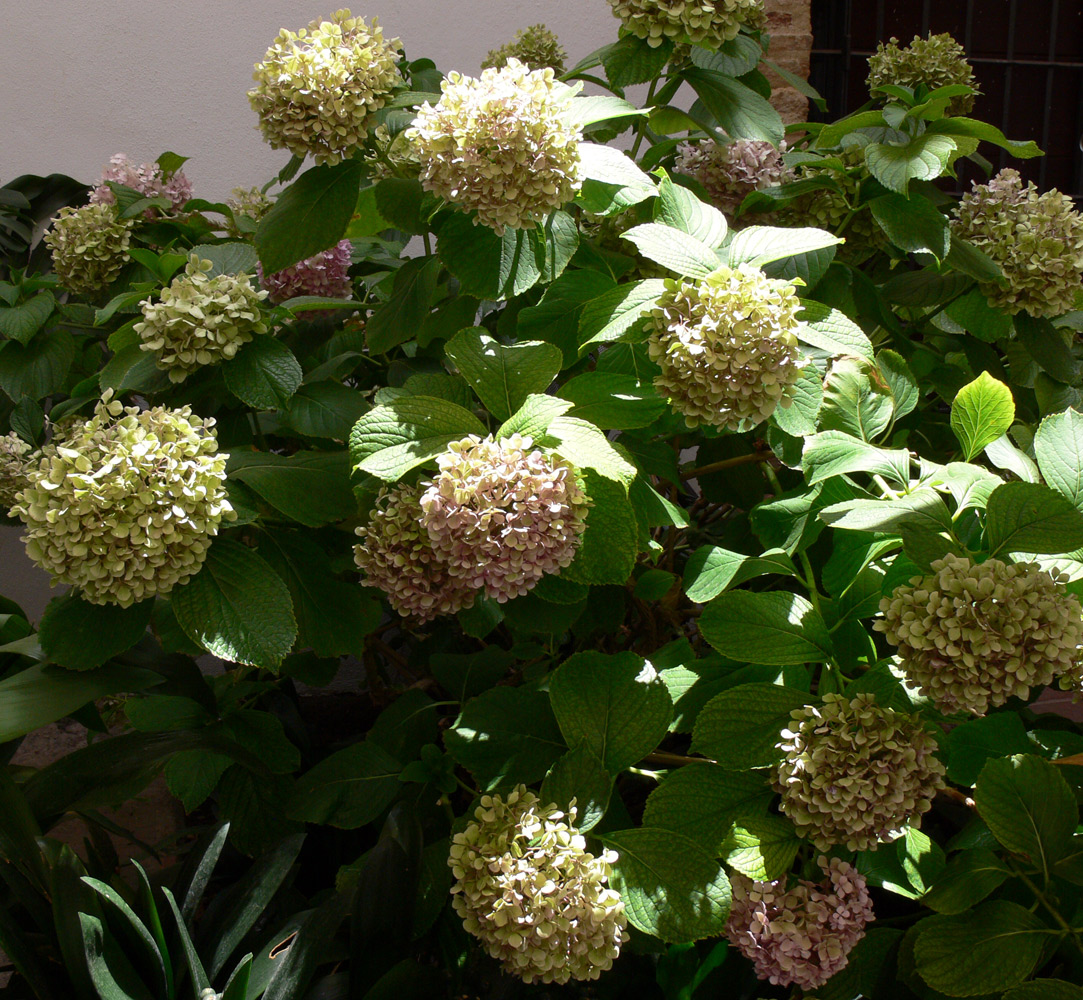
3, 7, 1083, 999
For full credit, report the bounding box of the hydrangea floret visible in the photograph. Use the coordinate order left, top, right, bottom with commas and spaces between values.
875, 553, 1083, 715
407, 59, 583, 233
775, 693, 947, 851
11, 394, 233, 607
419, 434, 590, 603
867, 32, 978, 115
482, 24, 567, 73
44, 203, 134, 297
607, 0, 766, 48
90, 153, 193, 216
248, 9, 403, 165
353, 483, 475, 623
0, 432, 33, 514
258, 239, 353, 303
676, 139, 794, 220
726, 858, 874, 991
952, 168, 1083, 317
134, 255, 269, 382
648, 264, 804, 430
448, 785, 628, 985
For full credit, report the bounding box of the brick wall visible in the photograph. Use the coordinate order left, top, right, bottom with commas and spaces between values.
765, 0, 813, 123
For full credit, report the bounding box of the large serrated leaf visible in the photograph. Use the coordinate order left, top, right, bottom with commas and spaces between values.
699, 591, 833, 664
445, 328, 561, 421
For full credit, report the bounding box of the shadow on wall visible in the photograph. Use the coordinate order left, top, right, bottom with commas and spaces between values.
1, 524, 55, 624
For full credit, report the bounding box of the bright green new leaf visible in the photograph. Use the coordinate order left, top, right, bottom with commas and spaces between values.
950, 372, 1015, 460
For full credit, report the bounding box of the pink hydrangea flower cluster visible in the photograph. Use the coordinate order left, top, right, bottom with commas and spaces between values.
676, 139, 793, 219
726, 858, 873, 991
354, 435, 589, 619
257, 239, 353, 304
90, 153, 193, 216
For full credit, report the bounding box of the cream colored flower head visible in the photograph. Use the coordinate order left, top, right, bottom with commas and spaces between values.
44, 203, 133, 297
249, 9, 403, 165
449, 785, 628, 984
408, 59, 583, 233
0, 432, 34, 514
607, 0, 766, 49
11, 394, 234, 607
648, 263, 804, 430
134, 255, 269, 383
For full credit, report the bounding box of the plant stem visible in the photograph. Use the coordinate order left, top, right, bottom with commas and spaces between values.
629, 78, 659, 160
1013, 865, 1083, 959
642, 751, 713, 768
682, 452, 772, 479
422, 231, 433, 255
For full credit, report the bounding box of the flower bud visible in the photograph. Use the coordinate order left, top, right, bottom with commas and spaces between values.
449, 785, 628, 984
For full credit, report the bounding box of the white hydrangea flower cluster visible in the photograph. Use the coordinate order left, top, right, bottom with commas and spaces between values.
408, 59, 583, 233
354, 434, 589, 618
248, 9, 403, 165
775, 693, 947, 851
726, 858, 873, 991
648, 264, 804, 431
135, 255, 269, 382
448, 786, 628, 985
11, 395, 233, 607
876, 553, 1083, 715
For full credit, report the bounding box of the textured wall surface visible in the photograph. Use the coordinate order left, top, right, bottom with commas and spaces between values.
2, 1, 812, 200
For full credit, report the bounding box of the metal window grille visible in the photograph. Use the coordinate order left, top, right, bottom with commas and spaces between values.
809, 0, 1083, 200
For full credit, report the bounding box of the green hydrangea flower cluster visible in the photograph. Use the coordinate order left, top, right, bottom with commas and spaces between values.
248, 9, 403, 165
408, 59, 583, 234
607, 0, 765, 49
867, 32, 978, 115
448, 786, 628, 985
353, 483, 476, 623
482, 24, 567, 74
952, 168, 1083, 317
44, 203, 133, 297
648, 264, 804, 431
225, 186, 272, 238
876, 553, 1083, 716
11, 395, 233, 607
0, 432, 33, 514
135, 255, 269, 382
775, 694, 947, 851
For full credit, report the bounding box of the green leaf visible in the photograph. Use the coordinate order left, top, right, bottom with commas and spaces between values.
685, 69, 785, 145
373, 176, 425, 233
565, 93, 650, 127
541, 744, 612, 832
81, 877, 168, 997
865, 133, 957, 194
288, 741, 401, 828
190, 241, 258, 276
620, 223, 720, 278
682, 546, 795, 604
689, 35, 763, 76
797, 300, 875, 361
365, 257, 440, 353
99, 344, 170, 396
974, 754, 1078, 871
37, 594, 152, 670
445, 686, 566, 790
542, 416, 636, 485
164, 750, 233, 812
878, 348, 920, 419
599, 34, 674, 87
820, 489, 953, 534
1034, 408, 1083, 510
562, 472, 639, 586
518, 269, 616, 366
819, 357, 894, 441
0, 662, 161, 744
926, 118, 1043, 159
773, 364, 823, 436
699, 591, 833, 664
161, 888, 212, 994
727, 225, 842, 270
348, 395, 486, 481
437, 212, 543, 300
950, 372, 1015, 461
869, 192, 950, 258
578, 278, 667, 350
256, 160, 362, 273
691, 683, 810, 768
722, 813, 801, 881
576, 143, 657, 215
802, 431, 911, 485
171, 540, 297, 669
497, 393, 573, 440
444, 328, 561, 421
1003, 982, 1083, 1000
228, 451, 356, 527
78, 912, 157, 1000
549, 651, 672, 774
642, 763, 772, 851
0, 327, 75, 400
985, 481, 1083, 555
921, 849, 1011, 915
913, 901, 1046, 996
945, 713, 1032, 786
223, 336, 303, 409
655, 171, 727, 247
557, 371, 667, 430
605, 828, 731, 943
0, 292, 54, 344
282, 381, 368, 441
